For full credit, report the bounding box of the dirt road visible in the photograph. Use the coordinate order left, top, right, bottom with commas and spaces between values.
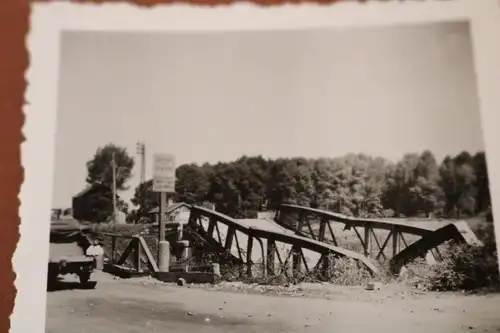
46, 272, 500, 333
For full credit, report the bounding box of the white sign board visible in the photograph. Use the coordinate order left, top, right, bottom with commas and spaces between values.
152, 153, 176, 192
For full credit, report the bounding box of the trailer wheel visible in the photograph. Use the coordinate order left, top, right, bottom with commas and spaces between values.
79, 271, 91, 284
47, 267, 59, 283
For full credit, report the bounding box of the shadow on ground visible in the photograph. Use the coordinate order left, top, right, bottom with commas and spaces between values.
47, 278, 97, 292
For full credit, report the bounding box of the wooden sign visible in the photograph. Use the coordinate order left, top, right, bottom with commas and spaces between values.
152, 153, 176, 192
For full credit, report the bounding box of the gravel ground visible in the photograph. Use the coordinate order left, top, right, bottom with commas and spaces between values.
45, 271, 500, 333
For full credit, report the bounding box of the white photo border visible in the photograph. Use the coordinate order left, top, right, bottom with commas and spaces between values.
19, 1, 500, 332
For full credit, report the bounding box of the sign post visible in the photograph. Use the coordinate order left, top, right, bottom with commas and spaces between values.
152, 153, 176, 273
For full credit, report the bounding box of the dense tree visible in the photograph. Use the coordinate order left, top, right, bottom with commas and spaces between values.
176, 163, 212, 204
473, 152, 491, 214
83, 186, 115, 222
409, 151, 445, 217
126, 149, 491, 222
78, 143, 135, 222
439, 152, 477, 219
128, 179, 157, 223
86, 144, 135, 190
383, 153, 421, 217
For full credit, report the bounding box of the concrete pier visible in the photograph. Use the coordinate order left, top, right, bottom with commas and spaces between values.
158, 241, 170, 272
176, 240, 191, 272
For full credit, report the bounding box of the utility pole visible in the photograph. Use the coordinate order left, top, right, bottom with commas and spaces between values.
136, 141, 146, 184
112, 152, 117, 229
136, 142, 146, 225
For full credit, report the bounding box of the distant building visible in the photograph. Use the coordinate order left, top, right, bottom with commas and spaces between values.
114, 210, 127, 224
148, 202, 191, 224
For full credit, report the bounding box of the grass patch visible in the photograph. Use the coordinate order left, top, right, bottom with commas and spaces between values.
215, 253, 376, 287
403, 240, 499, 292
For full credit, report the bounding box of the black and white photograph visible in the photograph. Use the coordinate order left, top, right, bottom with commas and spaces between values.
42, 16, 499, 333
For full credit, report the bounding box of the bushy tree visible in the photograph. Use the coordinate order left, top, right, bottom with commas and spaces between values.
439, 152, 477, 219
126, 149, 491, 221
473, 152, 491, 214
78, 143, 135, 222
86, 144, 134, 190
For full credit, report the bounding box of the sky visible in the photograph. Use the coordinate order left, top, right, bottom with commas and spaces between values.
51, 21, 485, 209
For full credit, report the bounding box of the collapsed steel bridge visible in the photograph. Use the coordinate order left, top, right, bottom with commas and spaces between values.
100, 203, 479, 281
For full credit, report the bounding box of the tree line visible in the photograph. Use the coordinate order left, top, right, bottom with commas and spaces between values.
75, 144, 492, 223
